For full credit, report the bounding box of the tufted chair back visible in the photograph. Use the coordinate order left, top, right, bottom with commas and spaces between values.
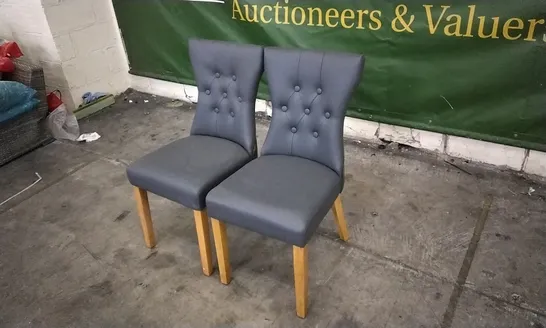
189, 39, 264, 156
261, 47, 364, 184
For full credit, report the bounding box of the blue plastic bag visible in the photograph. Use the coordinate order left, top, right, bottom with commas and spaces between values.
0, 81, 39, 123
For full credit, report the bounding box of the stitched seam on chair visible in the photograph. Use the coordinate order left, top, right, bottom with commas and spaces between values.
304, 54, 323, 117
205, 66, 217, 106
290, 130, 295, 154
284, 52, 301, 119
206, 75, 215, 89
223, 79, 234, 107
295, 113, 307, 149
222, 55, 236, 134
306, 93, 320, 114
318, 113, 328, 129
315, 53, 327, 131
210, 77, 219, 134
283, 90, 295, 120
295, 53, 324, 143
290, 52, 303, 156
297, 52, 302, 79
324, 54, 345, 117
311, 54, 327, 160
292, 53, 324, 158
302, 53, 324, 120
315, 53, 326, 122
295, 110, 308, 127
215, 101, 219, 134
203, 59, 216, 91
215, 78, 234, 135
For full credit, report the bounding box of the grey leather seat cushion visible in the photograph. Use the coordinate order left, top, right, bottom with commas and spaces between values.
127, 135, 252, 210
206, 155, 342, 247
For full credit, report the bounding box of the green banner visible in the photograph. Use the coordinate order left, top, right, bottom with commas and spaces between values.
113, 0, 546, 151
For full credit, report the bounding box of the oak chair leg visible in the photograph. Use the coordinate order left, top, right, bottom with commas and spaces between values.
193, 210, 214, 276
293, 245, 309, 319
211, 218, 231, 285
134, 187, 156, 248
332, 195, 349, 242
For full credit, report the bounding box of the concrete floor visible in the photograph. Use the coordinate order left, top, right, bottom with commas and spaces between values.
1, 90, 545, 328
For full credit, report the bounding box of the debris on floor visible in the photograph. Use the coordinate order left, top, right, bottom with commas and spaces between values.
444, 160, 473, 176
81, 92, 108, 106
47, 104, 80, 141
165, 99, 185, 108
77, 132, 101, 143
0, 172, 41, 206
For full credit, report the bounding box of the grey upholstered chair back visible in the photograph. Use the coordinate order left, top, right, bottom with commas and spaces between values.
261, 47, 364, 181
189, 39, 264, 156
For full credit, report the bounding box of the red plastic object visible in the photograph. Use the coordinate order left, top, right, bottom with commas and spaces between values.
0, 41, 23, 58
0, 57, 15, 73
47, 90, 63, 112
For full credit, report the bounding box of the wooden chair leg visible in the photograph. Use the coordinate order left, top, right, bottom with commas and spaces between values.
211, 218, 231, 285
332, 195, 349, 242
193, 210, 214, 276
293, 245, 309, 319
133, 187, 156, 248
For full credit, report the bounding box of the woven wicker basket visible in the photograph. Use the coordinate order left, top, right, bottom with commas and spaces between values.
0, 59, 52, 166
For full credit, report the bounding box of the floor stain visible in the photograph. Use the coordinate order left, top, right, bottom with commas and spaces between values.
145, 250, 158, 260
481, 270, 496, 279
408, 202, 419, 212
495, 232, 512, 241
150, 253, 177, 270
234, 256, 252, 270
88, 280, 113, 297
113, 247, 131, 265
114, 210, 130, 222
330, 314, 362, 328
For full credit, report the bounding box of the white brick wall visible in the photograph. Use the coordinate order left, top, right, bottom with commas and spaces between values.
344, 118, 379, 141
524, 151, 546, 176
0, 0, 129, 110
45, 0, 95, 37
446, 136, 527, 171
70, 23, 118, 57
376, 124, 445, 152
42, 0, 129, 109
130, 76, 546, 178
53, 34, 76, 62
0, 0, 50, 42
0, 0, 65, 103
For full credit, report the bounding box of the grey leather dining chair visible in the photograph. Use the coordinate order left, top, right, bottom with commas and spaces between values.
126, 39, 264, 276
206, 47, 364, 318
